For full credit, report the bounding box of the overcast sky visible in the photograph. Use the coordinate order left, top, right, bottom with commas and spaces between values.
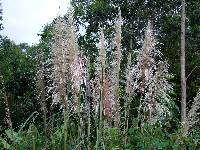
2, 0, 70, 45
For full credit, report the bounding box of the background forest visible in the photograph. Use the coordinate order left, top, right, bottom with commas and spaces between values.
0, 0, 200, 149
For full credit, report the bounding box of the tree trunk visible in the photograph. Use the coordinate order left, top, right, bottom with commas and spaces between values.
181, 0, 187, 135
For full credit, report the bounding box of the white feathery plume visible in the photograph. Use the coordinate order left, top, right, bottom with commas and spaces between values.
109, 7, 122, 125
130, 21, 173, 124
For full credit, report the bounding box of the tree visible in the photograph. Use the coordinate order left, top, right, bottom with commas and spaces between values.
181, 0, 186, 133
0, 37, 37, 132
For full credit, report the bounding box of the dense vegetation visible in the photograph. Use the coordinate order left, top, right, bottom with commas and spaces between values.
0, 0, 200, 149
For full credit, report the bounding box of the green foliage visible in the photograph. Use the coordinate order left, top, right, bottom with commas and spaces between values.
0, 125, 43, 149
127, 125, 196, 150
0, 37, 38, 132
104, 127, 124, 149
0, 122, 198, 150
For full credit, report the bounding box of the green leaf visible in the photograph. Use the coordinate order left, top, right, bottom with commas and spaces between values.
0, 137, 12, 149
5, 129, 22, 143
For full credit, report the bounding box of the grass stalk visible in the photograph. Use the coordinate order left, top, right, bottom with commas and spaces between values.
86, 58, 91, 150
33, 135, 36, 150
99, 63, 104, 149
124, 27, 133, 146
60, 93, 68, 150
